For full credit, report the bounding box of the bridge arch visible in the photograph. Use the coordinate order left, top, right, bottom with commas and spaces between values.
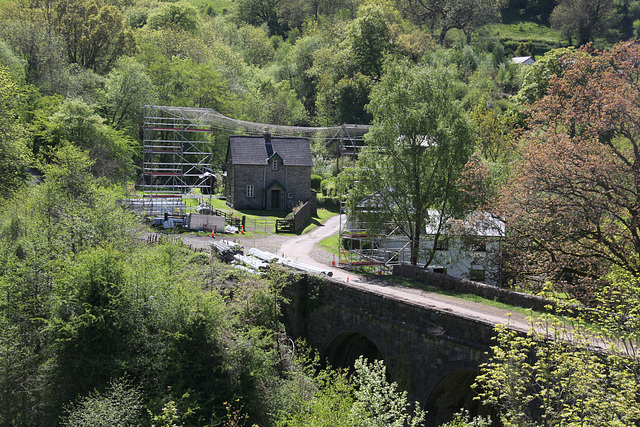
322, 332, 384, 369
424, 368, 492, 425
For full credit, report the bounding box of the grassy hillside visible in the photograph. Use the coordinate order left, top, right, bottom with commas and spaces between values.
483, 21, 562, 55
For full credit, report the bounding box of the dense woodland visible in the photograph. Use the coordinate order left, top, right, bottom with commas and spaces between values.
3, 0, 640, 425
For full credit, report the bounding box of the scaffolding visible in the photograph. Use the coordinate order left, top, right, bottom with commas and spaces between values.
136, 105, 372, 219
141, 105, 214, 204
338, 206, 414, 273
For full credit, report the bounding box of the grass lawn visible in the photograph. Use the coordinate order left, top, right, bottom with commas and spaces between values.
318, 231, 340, 255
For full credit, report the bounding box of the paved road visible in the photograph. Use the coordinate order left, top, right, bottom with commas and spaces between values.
278, 215, 534, 332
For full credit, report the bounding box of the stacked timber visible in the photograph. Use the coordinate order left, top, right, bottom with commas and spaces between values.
212, 240, 237, 262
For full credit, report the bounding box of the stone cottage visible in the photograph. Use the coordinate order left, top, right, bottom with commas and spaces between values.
224, 131, 313, 211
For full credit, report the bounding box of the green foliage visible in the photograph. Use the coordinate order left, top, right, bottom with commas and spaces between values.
439, 410, 491, 427
232, 0, 284, 36
139, 45, 234, 110
275, 356, 425, 427
512, 46, 581, 106
62, 378, 145, 427
147, 1, 201, 33
53, 0, 138, 73
102, 56, 156, 132
550, 0, 620, 46
346, 57, 474, 265
0, 64, 31, 199
310, 174, 322, 191
42, 99, 136, 183
0, 39, 26, 81
348, 3, 394, 80
350, 357, 425, 427
475, 320, 640, 426
0, 18, 70, 95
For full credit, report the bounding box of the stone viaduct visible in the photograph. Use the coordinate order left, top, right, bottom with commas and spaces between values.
280, 272, 527, 425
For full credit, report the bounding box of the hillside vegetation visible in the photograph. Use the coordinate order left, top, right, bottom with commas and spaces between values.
2, 0, 640, 425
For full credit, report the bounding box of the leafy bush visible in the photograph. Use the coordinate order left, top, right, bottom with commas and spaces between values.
311, 174, 323, 191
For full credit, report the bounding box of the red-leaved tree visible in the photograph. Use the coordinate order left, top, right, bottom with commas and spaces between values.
498, 41, 640, 301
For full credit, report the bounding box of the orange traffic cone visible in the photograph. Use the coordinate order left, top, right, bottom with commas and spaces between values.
211, 228, 215, 238
241, 225, 245, 235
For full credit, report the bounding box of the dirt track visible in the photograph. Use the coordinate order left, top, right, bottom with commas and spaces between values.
180, 215, 534, 332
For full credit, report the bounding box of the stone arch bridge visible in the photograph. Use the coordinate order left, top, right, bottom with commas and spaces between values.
281, 274, 520, 425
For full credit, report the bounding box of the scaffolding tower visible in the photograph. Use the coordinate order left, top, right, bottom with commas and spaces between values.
139, 106, 215, 215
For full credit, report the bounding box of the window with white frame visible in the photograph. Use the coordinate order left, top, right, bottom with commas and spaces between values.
272, 160, 278, 170
246, 185, 254, 198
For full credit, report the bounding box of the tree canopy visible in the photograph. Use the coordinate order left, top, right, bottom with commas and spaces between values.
345, 58, 474, 265
496, 41, 640, 300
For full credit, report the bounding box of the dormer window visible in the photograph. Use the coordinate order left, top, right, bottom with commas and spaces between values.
272, 160, 278, 170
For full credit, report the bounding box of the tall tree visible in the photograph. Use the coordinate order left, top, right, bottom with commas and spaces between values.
102, 56, 156, 132
499, 41, 640, 299
233, 0, 285, 36
345, 58, 474, 265
550, 0, 620, 46
348, 3, 394, 80
399, 0, 506, 44
146, 1, 200, 33
53, 0, 137, 73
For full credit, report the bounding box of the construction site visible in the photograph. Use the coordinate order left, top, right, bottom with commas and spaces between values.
127, 105, 370, 231
125, 105, 501, 283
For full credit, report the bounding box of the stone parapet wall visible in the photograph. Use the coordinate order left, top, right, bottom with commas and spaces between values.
393, 264, 554, 313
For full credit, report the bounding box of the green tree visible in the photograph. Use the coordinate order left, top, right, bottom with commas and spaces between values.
399, 0, 507, 44
512, 46, 581, 106
62, 378, 145, 427
475, 320, 640, 426
345, 58, 474, 265
146, 1, 200, 33
53, 0, 137, 73
102, 56, 156, 131
273, 33, 327, 121
550, 0, 620, 46
349, 357, 425, 427
44, 99, 135, 183
0, 64, 31, 199
469, 99, 516, 162
233, 0, 285, 36
240, 73, 310, 125
0, 19, 69, 94
276, 356, 425, 427
348, 3, 394, 80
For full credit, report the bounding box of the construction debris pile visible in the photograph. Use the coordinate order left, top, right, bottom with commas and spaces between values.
212, 241, 332, 277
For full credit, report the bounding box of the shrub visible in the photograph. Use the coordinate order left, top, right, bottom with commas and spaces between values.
311, 174, 322, 192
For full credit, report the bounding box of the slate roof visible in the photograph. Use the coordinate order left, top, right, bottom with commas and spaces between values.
227, 135, 313, 167
512, 56, 535, 65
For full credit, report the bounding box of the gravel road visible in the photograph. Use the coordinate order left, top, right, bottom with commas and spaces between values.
179, 215, 534, 332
